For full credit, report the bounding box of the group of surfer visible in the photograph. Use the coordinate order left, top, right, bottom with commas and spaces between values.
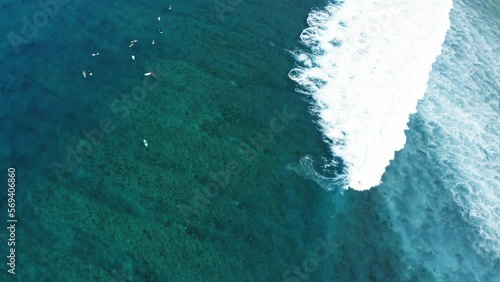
83, 5, 172, 79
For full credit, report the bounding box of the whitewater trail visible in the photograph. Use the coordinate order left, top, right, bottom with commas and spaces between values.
419, 0, 500, 258
289, 0, 453, 190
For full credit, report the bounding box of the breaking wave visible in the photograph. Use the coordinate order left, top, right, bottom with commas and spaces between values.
289, 0, 453, 190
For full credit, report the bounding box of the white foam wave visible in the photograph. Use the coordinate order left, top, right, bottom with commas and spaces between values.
289, 0, 453, 190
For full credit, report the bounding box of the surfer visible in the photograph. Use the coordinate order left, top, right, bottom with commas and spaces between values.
129, 39, 138, 48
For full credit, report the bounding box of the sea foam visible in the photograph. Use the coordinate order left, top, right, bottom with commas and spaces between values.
420, 0, 500, 258
289, 0, 453, 190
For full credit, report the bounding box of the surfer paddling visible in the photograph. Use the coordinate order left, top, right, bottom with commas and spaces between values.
82, 70, 93, 78
129, 39, 138, 48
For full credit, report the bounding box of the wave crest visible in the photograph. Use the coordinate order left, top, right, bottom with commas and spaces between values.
289, 0, 453, 190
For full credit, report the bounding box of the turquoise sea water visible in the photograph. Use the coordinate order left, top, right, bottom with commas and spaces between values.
0, 0, 498, 281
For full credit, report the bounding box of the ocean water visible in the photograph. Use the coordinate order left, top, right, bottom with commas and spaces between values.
1, 0, 337, 281
289, 0, 499, 281
0, 0, 498, 282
